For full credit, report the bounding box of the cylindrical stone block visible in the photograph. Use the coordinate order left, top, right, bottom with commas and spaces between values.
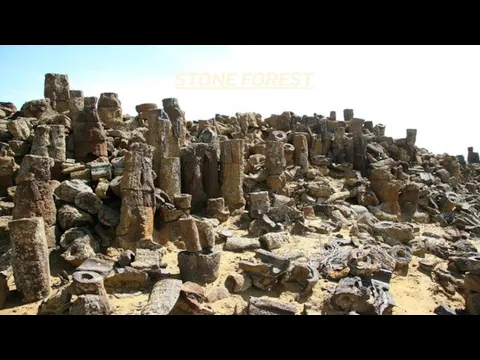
174, 194, 192, 210
9, 217, 51, 303
343, 109, 354, 121
159, 157, 181, 200
72, 271, 107, 296
293, 134, 309, 171
220, 139, 245, 210
177, 217, 202, 252
266, 141, 286, 175
177, 249, 221, 284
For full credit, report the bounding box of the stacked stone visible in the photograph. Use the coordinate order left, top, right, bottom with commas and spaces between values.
12, 155, 57, 248
136, 103, 158, 127
145, 109, 181, 200
115, 143, 156, 251
163, 98, 186, 148
73, 101, 108, 161
44, 73, 70, 113
265, 140, 286, 192
30, 124, 66, 180
177, 216, 221, 285
6, 116, 31, 158
293, 133, 309, 172
220, 139, 245, 212
97, 93, 122, 127
468, 147, 480, 164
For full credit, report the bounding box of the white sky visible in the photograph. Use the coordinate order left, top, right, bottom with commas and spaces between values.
75, 45, 480, 157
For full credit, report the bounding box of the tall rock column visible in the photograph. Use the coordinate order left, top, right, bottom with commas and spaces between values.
220, 139, 245, 211
115, 143, 156, 251
265, 141, 286, 192
293, 133, 309, 172
69, 90, 84, 122
163, 98, 186, 148
13, 155, 56, 229
9, 217, 51, 303
145, 109, 181, 200
44, 73, 70, 113
350, 118, 367, 176
181, 143, 219, 211
406, 129, 417, 162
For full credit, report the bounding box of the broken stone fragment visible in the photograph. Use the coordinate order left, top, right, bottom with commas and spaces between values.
95, 178, 110, 199
224, 272, 253, 293
71, 271, 107, 296
195, 218, 215, 251
175, 281, 214, 315
248, 214, 283, 236
391, 245, 413, 270
70, 294, 111, 315
259, 232, 289, 250
61, 237, 99, 267
206, 197, 230, 222
37, 285, 72, 315
130, 248, 160, 270
142, 278, 182, 315
9, 140, 30, 157
248, 191, 270, 219
206, 286, 230, 303
117, 250, 135, 268
224, 237, 261, 252
330, 276, 370, 313
372, 221, 414, 245
176, 217, 202, 252
74, 191, 103, 214
7, 117, 31, 140
104, 266, 149, 294
89, 162, 112, 181
177, 249, 221, 284
57, 204, 95, 231
246, 296, 297, 315
9, 217, 51, 303
76, 257, 114, 277
59, 226, 96, 250
54, 179, 93, 203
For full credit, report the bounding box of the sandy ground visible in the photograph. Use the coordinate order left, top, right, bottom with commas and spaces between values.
0, 219, 474, 315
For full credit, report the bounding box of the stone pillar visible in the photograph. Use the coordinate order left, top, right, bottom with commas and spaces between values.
13, 155, 56, 229
350, 118, 367, 176
284, 143, 295, 166
266, 141, 286, 176
374, 124, 386, 137
9, 217, 51, 303
115, 143, 155, 251
73, 106, 108, 161
293, 133, 309, 171
181, 143, 219, 211
370, 168, 404, 216
69, 90, 84, 122
343, 109, 354, 121
332, 127, 346, 164
44, 73, 70, 113
329, 111, 336, 120
163, 98, 186, 148
406, 129, 417, 162
136, 103, 158, 127
220, 139, 245, 211
97, 93, 122, 127
145, 109, 181, 199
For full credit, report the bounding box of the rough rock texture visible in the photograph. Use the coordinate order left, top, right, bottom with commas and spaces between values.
9, 218, 51, 303
73, 106, 108, 161
142, 278, 182, 315
220, 139, 245, 211
115, 143, 155, 251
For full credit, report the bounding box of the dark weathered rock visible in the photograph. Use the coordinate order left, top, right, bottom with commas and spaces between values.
59, 226, 96, 250
330, 276, 370, 312
259, 232, 289, 250
391, 245, 413, 269
224, 237, 261, 252
55, 179, 93, 203
118, 250, 135, 268
142, 278, 182, 315
76, 258, 114, 277
37, 285, 72, 315
70, 294, 111, 315
206, 197, 230, 222
9, 217, 51, 303
104, 267, 149, 294
220, 139, 245, 211
177, 249, 221, 284
74, 191, 103, 214
246, 297, 297, 315
98, 205, 120, 227
130, 248, 160, 270
464, 273, 480, 293
225, 272, 253, 293
115, 143, 155, 251
465, 292, 480, 315
71, 271, 107, 296
61, 237, 99, 267
176, 281, 214, 315
57, 204, 95, 231
0, 272, 8, 309
372, 221, 414, 245
73, 107, 108, 160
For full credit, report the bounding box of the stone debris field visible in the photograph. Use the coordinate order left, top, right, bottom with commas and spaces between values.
0, 73, 480, 315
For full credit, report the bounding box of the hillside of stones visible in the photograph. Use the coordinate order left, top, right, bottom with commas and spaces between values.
1, 73, 480, 315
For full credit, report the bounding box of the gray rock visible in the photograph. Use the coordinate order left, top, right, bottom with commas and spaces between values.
224, 237, 261, 252
142, 279, 183, 315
